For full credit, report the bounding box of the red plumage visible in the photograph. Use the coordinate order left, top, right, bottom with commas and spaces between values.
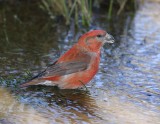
20, 30, 114, 89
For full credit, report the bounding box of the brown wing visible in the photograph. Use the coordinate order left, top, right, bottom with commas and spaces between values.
42, 51, 91, 78
43, 61, 88, 77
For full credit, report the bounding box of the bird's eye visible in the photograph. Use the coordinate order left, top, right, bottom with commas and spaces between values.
97, 35, 103, 38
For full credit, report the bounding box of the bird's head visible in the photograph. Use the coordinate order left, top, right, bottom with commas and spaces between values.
77, 30, 115, 52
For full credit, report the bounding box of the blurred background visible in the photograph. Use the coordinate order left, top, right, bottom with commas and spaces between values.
0, 0, 160, 124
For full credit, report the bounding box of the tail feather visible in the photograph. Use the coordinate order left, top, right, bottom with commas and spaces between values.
20, 79, 42, 88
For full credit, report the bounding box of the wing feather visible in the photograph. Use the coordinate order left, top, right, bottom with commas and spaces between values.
42, 51, 91, 78
43, 61, 88, 77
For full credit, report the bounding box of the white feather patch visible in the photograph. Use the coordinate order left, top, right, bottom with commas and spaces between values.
38, 80, 56, 86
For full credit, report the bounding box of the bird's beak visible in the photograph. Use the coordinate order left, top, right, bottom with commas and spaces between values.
103, 33, 115, 44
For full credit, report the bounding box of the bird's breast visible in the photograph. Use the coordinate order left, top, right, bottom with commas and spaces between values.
62, 52, 100, 84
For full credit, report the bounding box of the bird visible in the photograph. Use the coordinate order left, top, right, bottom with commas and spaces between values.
20, 30, 115, 89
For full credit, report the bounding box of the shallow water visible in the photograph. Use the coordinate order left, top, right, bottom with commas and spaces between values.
0, 1, 160, 124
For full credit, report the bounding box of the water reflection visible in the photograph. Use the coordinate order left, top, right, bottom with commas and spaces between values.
0, 87, 50, 124
18, 86, 101, 124
1, 86, 160, 124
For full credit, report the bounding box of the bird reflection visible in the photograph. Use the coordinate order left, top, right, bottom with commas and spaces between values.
19, 86, 101, 123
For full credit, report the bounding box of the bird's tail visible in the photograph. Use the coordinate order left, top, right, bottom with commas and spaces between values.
20, 70, 46, 88
19, 79, 42, 88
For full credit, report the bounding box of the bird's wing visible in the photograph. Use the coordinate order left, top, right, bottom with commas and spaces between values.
20, 49, 91, 87
43, 61, 88, 77
20, 52, 91, 87
42, 51, 91, 78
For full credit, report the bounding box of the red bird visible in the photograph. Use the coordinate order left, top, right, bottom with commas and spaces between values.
20, 30, 114, 89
